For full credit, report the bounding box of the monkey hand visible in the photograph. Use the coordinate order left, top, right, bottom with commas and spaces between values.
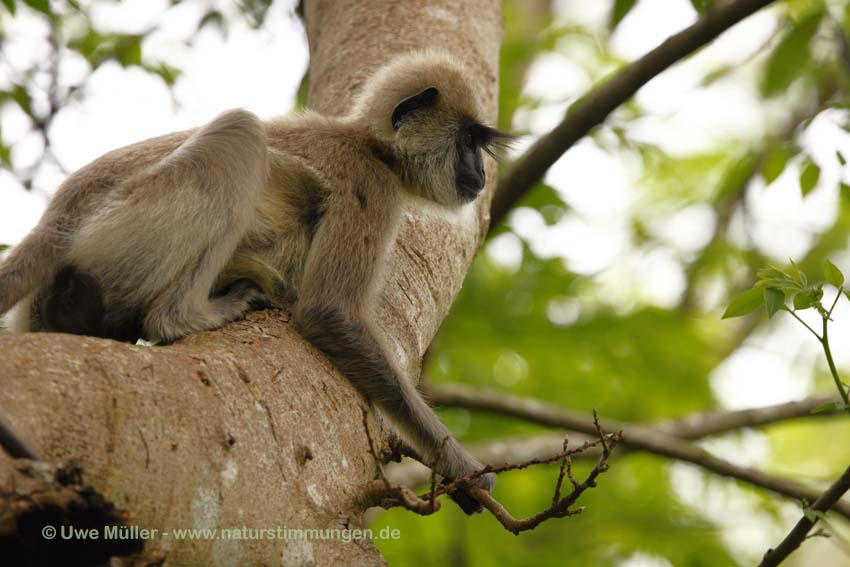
447, 470, 496, 515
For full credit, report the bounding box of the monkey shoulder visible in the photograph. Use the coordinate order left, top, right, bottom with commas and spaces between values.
265, 114, 400, 209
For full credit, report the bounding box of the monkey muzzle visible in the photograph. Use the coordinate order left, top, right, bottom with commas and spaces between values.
456, 171, 485, 202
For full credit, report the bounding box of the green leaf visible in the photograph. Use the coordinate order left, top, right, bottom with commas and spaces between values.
799, 160, 820, 196
610, 0, 637, 30
67, 29, 104, 60
722, 288, 764, 319
716, 151, 759, 200
198, 10, 225, 32
762, 13, 823, 97
10, 85, 33, 118
22, 0, 49, 15
756, 265, 804, 292
143, 62, 181, 87
0, 141, 9, 168
117, 37, 142, 67
793, 288, 822, 311
1, 0, 16, 15
838, 151, 847, 166
0, 124, 9, 168
825, 260, 844, 288
240, 0, 272, 27
789, 259, 808, 287
762, 146, 793, 185
690, 0, 713, 13
841, 183, 850, 207
764, 288, 785, 318
0, 244, 8, 252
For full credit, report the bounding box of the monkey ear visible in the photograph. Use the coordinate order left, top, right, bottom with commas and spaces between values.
391, 87, 439, 130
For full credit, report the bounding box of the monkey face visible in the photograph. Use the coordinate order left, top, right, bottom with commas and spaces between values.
389, 83, 512, 208
454, 122, 487, 203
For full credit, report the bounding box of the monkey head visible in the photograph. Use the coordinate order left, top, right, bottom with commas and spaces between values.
351, 50, 512, 207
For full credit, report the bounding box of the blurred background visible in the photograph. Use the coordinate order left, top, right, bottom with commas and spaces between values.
2, 0, 850, 565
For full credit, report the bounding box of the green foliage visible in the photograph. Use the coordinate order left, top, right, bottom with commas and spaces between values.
0, 126, 10, 167
763, 287, 785, 318
792, 286, 822, 310
239, 0, 273, 27
762, 145, 793, 185
0, 0, 276, 185
799, 158, 821, 196
22, 0, 49, 16
824, 260, 844, 288
690, 0, 713, 13
723, 260, 850, 417
716, 151, 759, 201
406, 1, 850, 562
722, 287, 764, 319
67, 30, 145, 68
761, 12, 823, 97
610, 0, 637, 30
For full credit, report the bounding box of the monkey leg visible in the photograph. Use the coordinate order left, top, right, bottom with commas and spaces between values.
67, 109, 269, 343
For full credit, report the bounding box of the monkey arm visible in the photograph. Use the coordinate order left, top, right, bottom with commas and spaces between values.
293, 184, 495, 513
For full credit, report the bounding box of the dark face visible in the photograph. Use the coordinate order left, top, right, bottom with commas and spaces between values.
455, 122, 486, 203
390, 87, 513, 207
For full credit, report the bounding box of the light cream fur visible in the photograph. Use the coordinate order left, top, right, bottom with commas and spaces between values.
0, 50, 497, 507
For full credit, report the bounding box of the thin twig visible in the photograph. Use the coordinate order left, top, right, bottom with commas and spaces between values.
365, 418, 619, 535
552, 436, 570, 504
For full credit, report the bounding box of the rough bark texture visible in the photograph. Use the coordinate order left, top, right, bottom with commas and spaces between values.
1, 312, 387, 566
0, 1, 502, 565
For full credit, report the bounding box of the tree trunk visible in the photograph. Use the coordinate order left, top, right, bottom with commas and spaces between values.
0, 1, 502, 565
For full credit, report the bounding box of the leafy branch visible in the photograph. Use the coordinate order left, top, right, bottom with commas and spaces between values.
724, 259, 850, 564
723, 260, 850, 417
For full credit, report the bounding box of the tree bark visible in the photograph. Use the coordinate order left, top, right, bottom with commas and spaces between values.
0, 1, 502, 565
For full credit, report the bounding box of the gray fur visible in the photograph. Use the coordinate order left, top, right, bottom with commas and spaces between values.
0, 51, 498, 511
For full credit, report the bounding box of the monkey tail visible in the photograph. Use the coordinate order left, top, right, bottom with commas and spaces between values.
0, 227, 68, 318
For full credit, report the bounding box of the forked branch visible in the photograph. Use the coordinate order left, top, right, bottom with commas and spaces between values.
363, 410, 619, 534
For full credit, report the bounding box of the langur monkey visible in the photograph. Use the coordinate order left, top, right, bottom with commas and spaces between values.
0, 50, 510, 512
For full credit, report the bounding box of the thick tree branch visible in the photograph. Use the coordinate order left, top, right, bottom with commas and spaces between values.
490, 0, 777, 228
759, 464, 850, 567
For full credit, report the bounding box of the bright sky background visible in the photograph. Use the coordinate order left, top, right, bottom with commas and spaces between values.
1, 2, 849, 563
